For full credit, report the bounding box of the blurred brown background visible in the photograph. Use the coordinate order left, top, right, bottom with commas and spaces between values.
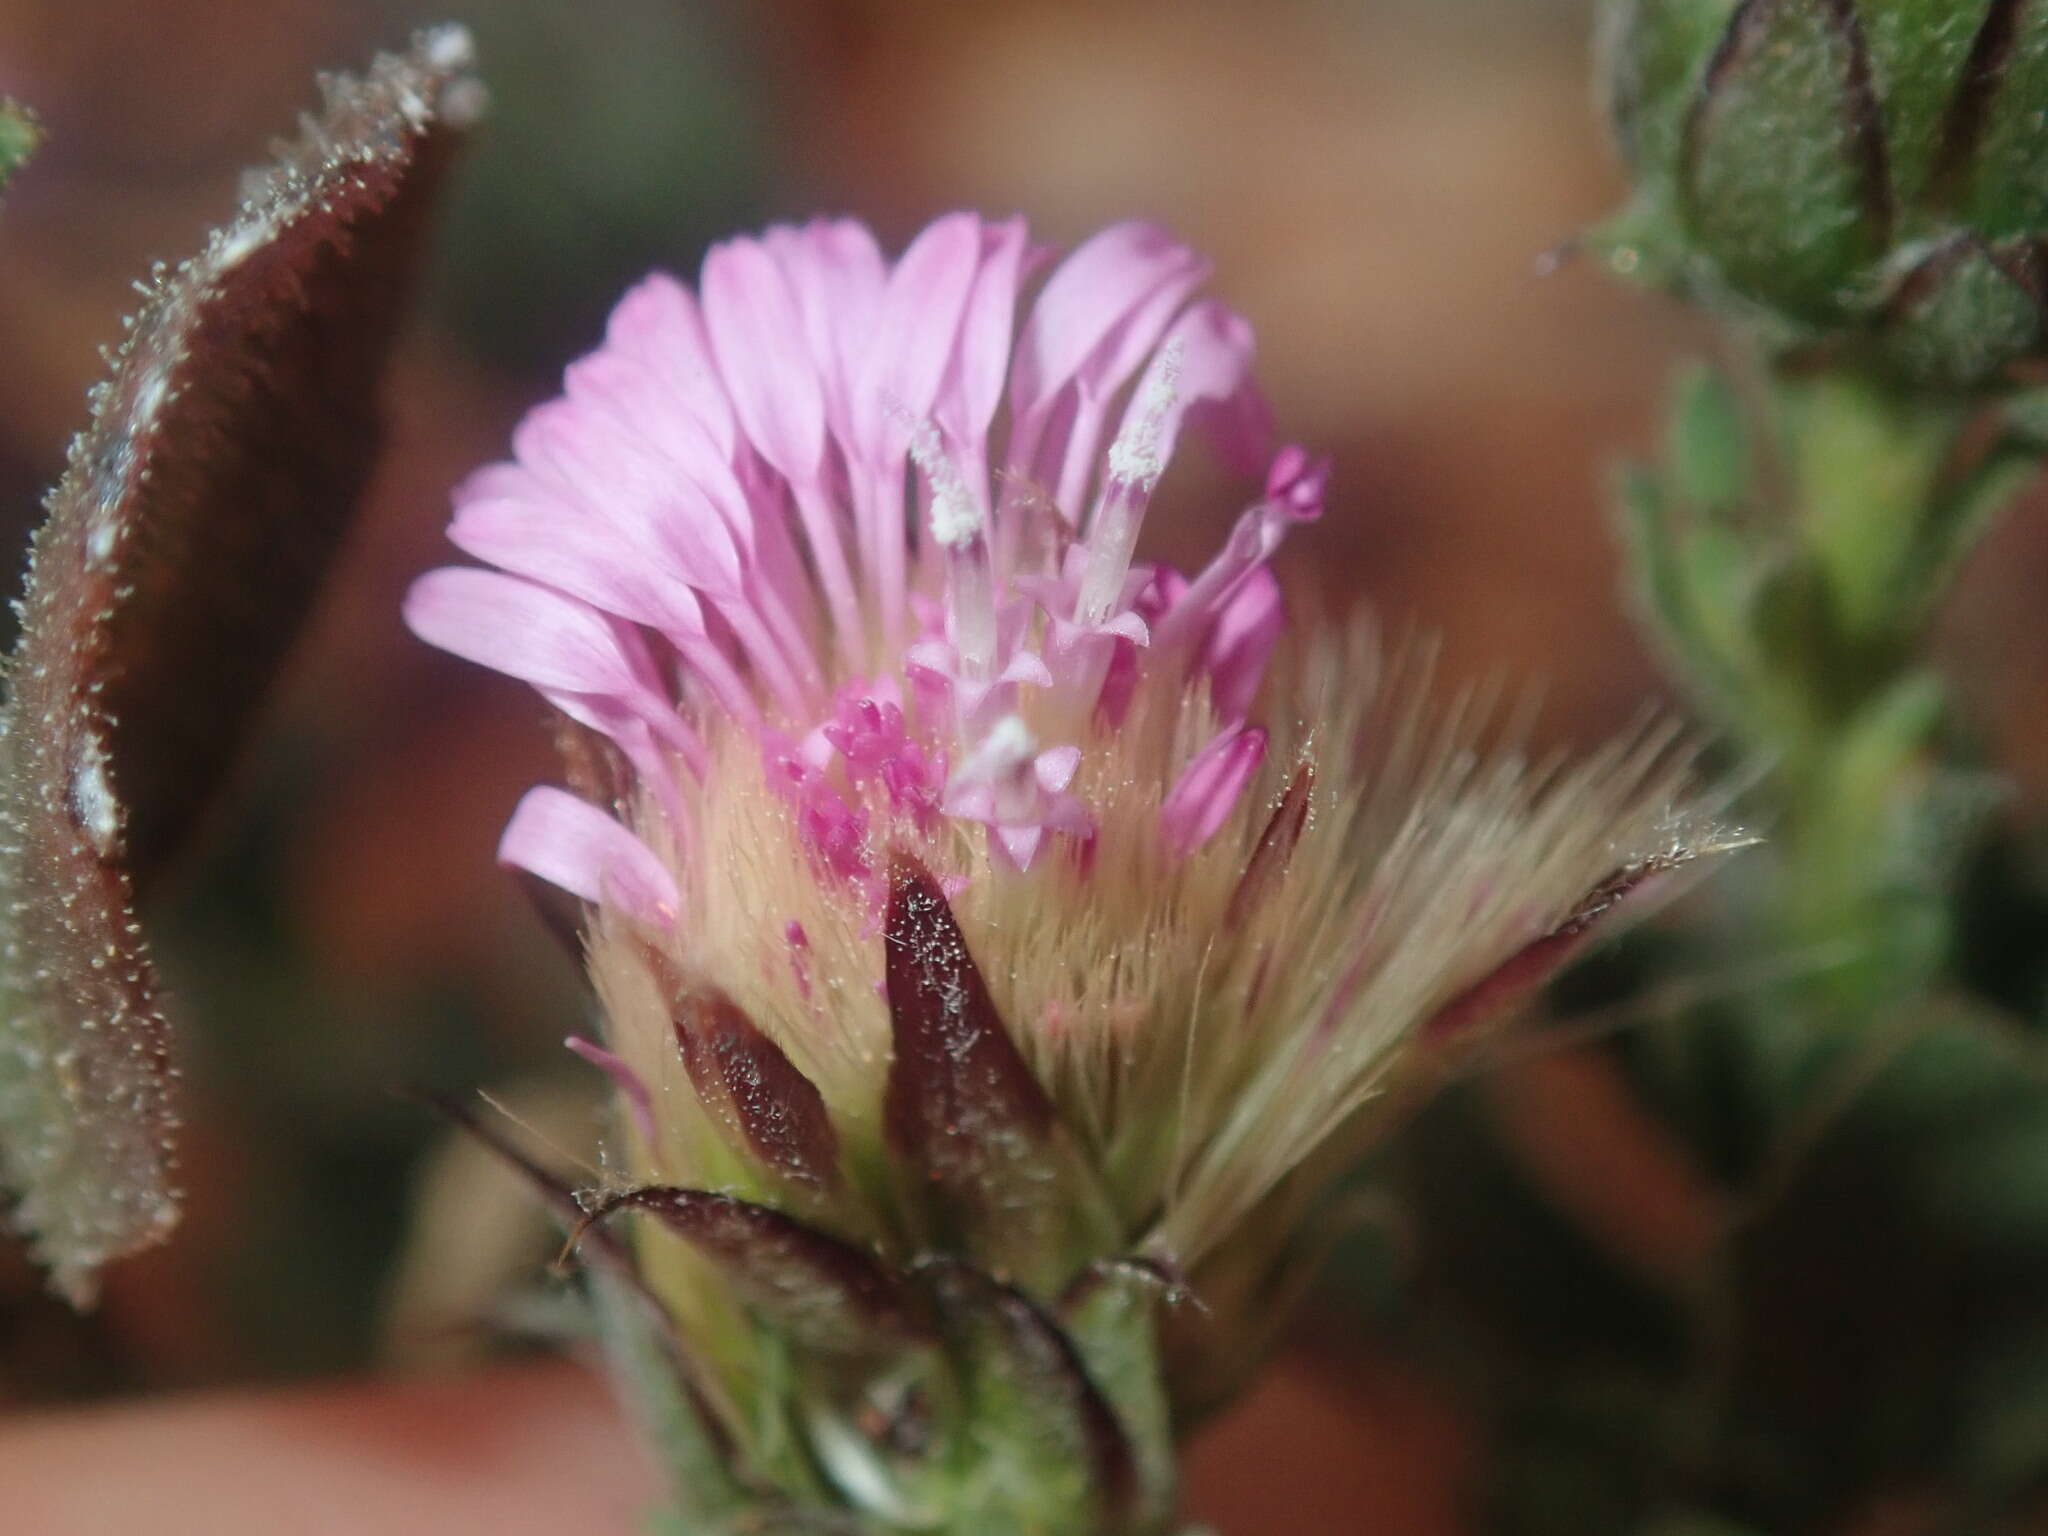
0, 2, 2041, 1531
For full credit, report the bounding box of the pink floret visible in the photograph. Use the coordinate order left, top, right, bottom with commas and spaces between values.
405, 214, 1327, 899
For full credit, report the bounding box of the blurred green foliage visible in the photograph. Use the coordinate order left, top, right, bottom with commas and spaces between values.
414, 0, 770, 374
0, 100, 33, 194
1328, 6, 2048, 1532
1598, 0, 2048, 390
152, 744, 588, 1381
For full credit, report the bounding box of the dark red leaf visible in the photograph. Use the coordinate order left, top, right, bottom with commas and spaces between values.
882, 851, 1054, 1145
1225, 761, 1312, 927
1420, 852, 1692, 1044
575, 1186, 923, 1355
882, 854, 1057, 1239
421, 1092, 627, 1270
671, 986, 842, 1194
882, 853, 1120, 1287
426, 1096, 742, 1469
0, 27, 481, 1301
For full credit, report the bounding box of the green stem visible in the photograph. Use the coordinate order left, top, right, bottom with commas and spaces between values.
1733, 370, 2011, 1014
1782, 373, 1964, 666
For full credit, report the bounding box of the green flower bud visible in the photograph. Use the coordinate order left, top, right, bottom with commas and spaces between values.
1598, 0, 2048, 388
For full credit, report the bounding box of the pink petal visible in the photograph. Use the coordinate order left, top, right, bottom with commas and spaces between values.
547, 688, 703, 800
1010, 222, 1211, 510
560, 345, 776, 592
847, 215, 994, 634
999, 650, 1054, 688
450, 459, 528, 508
475, 423, 798, 714
448, 495, 708, 640
904, 638, 956, 678
1266, 442, 1331, 520
1161, 726, 1269, 858
450, 497, 769, 726
767, 218, 886, 445
1186, 369, 1276, 479
498, 785, 680, 927
511, 400, 749, 605
997, 825, 1044, 868
1041, 793, 1096, 836
701, 236, 827, 484
1200, 565, 1286, 719
1008, 221, 1208, 422
1034, 745, 1082, 794
942, 782, 998, 823
603, 271, 737, 459
851, 212, 985, 463
565, 1035, 658, 1145
1100, 610, 1151, 646
937, 216, 1034, 447
562, 352, 753, 560
404, 568, 655, 702
1105, 300, 1261, 479
1153, 446, 1329, 659
511, 398, 745, 603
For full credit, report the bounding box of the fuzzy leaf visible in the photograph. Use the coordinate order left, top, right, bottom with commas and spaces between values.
1680, 0, 1891, 320
1903, 427, 2040, 618
1881, 233, 2042, 388
1667, 363, 1748, 511
1600, 0, 1744, 177
0, 26, 481, 1302
1831, 671, 1947, 816
1746, 551, 1867, 740
882, 852, 1116, 1289
1959, 0, 2048, 236
1859, 0, 1994, 208
578, 1187, 923, 1356
1615, 464, 1752, 716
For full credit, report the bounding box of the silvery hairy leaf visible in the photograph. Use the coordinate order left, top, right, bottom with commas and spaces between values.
0, 25, 482, 1302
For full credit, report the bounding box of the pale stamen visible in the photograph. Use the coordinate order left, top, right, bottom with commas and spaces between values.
1075, 339, 1181, 628
907, 416, 999, 690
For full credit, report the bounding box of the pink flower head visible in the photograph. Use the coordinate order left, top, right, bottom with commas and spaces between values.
406, 215, 1727, 1277
406, 215, 1314, 901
